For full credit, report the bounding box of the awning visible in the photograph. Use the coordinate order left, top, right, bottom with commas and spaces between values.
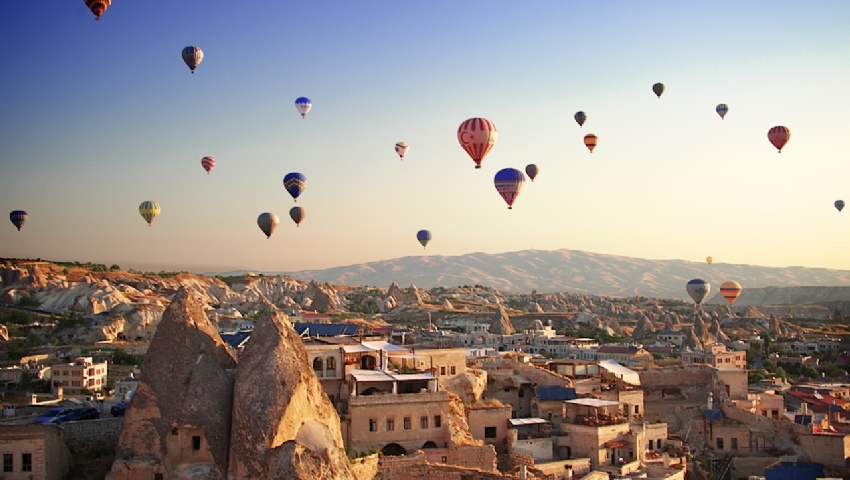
389, 373, 435, 381
361, 341, 409, 352
598, 360, 641, 385
604, 440, 629, 448
509, 418, 549, 426
342, 344, 375, 353
389, 353, 428, 359
566, 398, 623, 408
348, 369, 395, 382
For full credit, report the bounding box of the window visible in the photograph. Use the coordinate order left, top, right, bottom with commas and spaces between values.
450, 366, 456, 375
635, 405, 640, 414
404, 417, 411, 430
326, 357, 336, 374
440, 366, 446, 375
484, 427, 497, 438
433, 415, 441, 428
3, 453, 11, 472
518, 388, 524, 397
420, 416, 428, 429
21, 453, 31, 472
369, 419, 377, 432
192, 436, 201, 451
386, 418, 394, 431
647, 441, 652, 451
155, 475, 164, 480
731, 438, 738, 451
312, 357, 323, 371
716, 438, 724, 450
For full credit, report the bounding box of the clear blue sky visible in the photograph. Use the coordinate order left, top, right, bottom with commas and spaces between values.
2, 1, 849, 273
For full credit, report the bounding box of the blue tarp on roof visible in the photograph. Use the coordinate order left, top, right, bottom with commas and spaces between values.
293, 323, 359, 337
221, 331, 251, 349
702, 409, 722, 421
535, 386, 577, 401
793, 414, 812, 425
764, 462, 824, 480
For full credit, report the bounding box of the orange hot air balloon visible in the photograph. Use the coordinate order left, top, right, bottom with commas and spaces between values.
767, 126, 790, 152
457, 118, 498, 169
84, 0, 111, 20
720, 281, 742, 305
583, 134, 598, 153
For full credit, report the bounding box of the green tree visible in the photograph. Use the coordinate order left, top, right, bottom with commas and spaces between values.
763, 333, 772, 354
762, 359, 776, 373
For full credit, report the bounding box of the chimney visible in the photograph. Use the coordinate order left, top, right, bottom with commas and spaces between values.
801, 403, 808, 415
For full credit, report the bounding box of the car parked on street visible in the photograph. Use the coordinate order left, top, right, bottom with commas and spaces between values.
66, 407, 100, 421
111, 401, 128, 417
34, 407, 74, 424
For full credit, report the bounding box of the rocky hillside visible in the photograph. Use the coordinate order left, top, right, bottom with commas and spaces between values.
241, 249, 850, 301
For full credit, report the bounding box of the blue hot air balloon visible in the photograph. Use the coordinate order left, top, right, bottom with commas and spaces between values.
295, 97, 312, 118
686, 279, 711, 305
416, 230, 432, 248
494, 168, 526, 209
9, 211, 27, 231
283, 173, 306, 202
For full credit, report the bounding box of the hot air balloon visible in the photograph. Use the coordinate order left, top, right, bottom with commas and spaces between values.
295, 97, 312, 118
182, 46, 203, 74
84, 0, 110, 20
458, 118, 498, 169
574, 111, 587, 127
289, 206, 305, 227
494, 168, 526, 209
836, 200, 845, 212
525, 164, 539, 182
686, 279, 710, 305
395, 142, 409, 160
584, 134, 598, 153
257, 213, 279, 239
283, 173, 306, 202
416, 229, 432, 248
720, 281, 742, 305
767, 126, 790, 152
706, 257, 713, 265
9, 211, 27, 231
201, 156, 216, 174
716, 104, 729, 119
652, 83, 665, 98
139, 201, 161, 227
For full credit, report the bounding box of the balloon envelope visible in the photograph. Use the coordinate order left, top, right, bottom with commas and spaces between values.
652, 83, 665, 98
257, 212, 280, 238
182, 46, 203, 73
574, 111, 587, 127
525, 164, 539, 182
720, 281, 742, 305
283, 173, 306, 201
416, 229, 432, 248
494, 168, 526, 209
706, 257, 713, 265
686, 279, 710, 304
295, 97, 312, 118
395, 142, 409, 160
716, 104, 729, 119
767, 126, 791, 152
584, 134, 598, 152
84, 0, 111, 20
458, 118, 498, 169
138, 201, 161, 226
9, 211, 27, 231
836, 200, 845, 212
201, 156, 215, 174
289, 206, 305, 227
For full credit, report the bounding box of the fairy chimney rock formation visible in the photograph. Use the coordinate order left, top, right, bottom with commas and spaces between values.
489, 305, 515, 335
229, 312, 356, 479
107, 287, 237, 480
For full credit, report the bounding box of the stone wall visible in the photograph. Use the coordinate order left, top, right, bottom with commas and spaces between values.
375, 451, 516, 480
468, 406, 511, 445
62, 417, 123, 455
731, 456, 780, 479
349, 453, 380, 480
514, 363, 573, 389
513, 437, 554, 461
797, 433, 850, 467
639, 366, 713, 401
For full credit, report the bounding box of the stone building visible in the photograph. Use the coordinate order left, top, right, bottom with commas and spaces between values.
0, 424, 69, 480
681, 344, 746, 369
50, 357, 107, 392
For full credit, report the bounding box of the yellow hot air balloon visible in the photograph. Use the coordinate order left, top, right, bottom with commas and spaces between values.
706, 257, 713, 265
720, 281, 742, 305
139, 201, 161, 226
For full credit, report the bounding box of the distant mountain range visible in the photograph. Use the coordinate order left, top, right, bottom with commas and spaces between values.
210, 249, 850, 301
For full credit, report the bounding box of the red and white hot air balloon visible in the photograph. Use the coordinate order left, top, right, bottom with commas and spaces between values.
767, 126, 790, 152
201, 156, 216, 174
457, 118, 498, 169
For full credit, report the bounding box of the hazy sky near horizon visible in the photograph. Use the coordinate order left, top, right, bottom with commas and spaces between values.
2, 2, 850, 274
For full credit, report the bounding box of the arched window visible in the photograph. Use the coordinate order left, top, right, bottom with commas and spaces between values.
326, 357, 336, 374
312, 357, 323, 372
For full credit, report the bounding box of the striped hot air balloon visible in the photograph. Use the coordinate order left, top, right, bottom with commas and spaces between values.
767, 126, 790, 152
716, 104, 729, 119
182, 46, 203, 74
686, 279, 710, 305
583, 134, 598, 153
283, 173, 306, 202
395, 142, 409, 160
289, 206, 305, 227
138, 201, 161, 226
720, 281, 742, 305
84, 0, 111, 20
201, 156, 216, 174
295, 97, 312, 118
458, 118, 498, 169
9, 211, 27, 231
494, 168, 526, 209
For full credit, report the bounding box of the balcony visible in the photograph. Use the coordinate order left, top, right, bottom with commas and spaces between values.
571, 414, 628, 427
